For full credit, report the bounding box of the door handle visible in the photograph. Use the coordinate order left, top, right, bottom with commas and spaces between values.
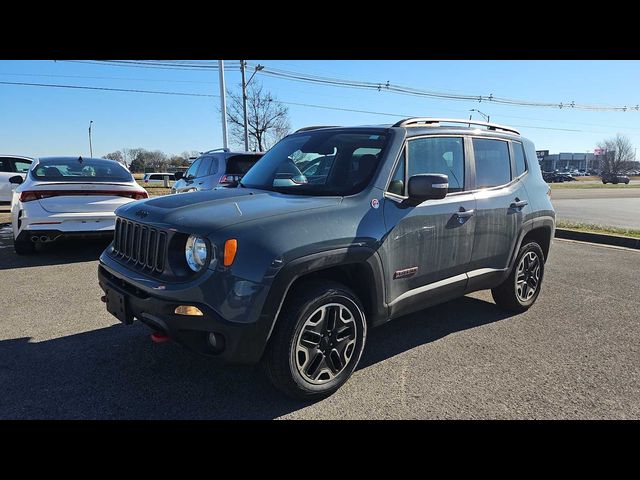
455, 209, 475, 218
510, 199, 528, 209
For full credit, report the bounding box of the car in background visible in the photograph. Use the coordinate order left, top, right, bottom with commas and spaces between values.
10, 156, 148, 254
1, 155, 33, 205
556, 172, 576, 182
171, 148, 264, 194
601, 173, 630, 184
143, 172, 176, 184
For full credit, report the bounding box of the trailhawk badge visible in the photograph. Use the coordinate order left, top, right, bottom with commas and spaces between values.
371, 198, 380, 209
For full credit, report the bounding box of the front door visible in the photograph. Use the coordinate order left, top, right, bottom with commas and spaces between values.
381, 136, 476, 318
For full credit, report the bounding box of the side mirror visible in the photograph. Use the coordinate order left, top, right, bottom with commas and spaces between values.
407, 174, 448, 203
174, 171, 183, 180
9, 175, 24, 185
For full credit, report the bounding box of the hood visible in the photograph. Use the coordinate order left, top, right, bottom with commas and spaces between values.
115, 187, 343, 235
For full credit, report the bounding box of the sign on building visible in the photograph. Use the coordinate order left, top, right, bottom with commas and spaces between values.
536, 150, 549, 160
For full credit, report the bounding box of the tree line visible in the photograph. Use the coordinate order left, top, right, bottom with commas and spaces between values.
103, 148, 199, 173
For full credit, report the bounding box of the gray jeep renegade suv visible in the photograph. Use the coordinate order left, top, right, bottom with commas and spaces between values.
98, 118, 555, 400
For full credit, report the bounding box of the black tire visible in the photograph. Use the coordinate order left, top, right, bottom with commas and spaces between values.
14, 239, 35, 255
492, 242, 545, 313
262, 280, 367, 401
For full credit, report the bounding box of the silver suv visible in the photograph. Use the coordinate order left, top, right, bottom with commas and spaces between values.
171, 148, 263, 193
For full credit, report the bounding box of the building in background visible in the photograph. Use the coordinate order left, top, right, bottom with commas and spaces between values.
536, 151, 601, 173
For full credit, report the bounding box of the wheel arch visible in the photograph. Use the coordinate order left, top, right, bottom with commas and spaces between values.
259, 246, 388, 348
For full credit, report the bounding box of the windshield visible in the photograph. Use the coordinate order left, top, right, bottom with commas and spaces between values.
32, 158, 133, 182
240, 131, 388, 195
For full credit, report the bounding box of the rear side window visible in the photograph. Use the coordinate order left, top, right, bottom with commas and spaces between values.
407, 137, 465, 192
512, 142, 528, 177
0, 158, 11, 172
14, 161, 31, 173
226, 155, 261, 175
209, 158, 219, 175
473, 139, 511, 188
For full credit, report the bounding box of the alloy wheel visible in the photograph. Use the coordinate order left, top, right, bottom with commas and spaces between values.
515, 251, 541, 302
294, 303, 357, 385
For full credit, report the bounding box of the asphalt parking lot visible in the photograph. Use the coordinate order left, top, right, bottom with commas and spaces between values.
551, 188, 640, 228
0, 224, 638, 419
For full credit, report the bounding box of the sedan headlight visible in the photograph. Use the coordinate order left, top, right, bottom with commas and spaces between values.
185, 235, 209, 272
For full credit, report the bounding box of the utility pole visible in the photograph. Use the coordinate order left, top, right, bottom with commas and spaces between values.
88, 120, 93, 157
240, 60, 249, 151
218, 60, 229, 149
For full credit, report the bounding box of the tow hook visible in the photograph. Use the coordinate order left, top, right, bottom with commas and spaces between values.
151, 332, 170, 343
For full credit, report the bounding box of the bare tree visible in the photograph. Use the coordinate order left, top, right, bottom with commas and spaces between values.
597, 134, 635, 174
225, 81, 291, 151
104, 150, 125, 165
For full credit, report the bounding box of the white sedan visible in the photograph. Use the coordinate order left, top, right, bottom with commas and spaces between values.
10, 156, 148, 254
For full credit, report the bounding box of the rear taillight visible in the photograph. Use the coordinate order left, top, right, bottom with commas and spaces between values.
18, 190, 148, 202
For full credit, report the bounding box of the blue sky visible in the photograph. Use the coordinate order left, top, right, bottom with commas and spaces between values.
1, 60, 639, 157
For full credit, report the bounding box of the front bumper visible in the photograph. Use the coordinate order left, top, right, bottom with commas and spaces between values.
97, 262, 272, 364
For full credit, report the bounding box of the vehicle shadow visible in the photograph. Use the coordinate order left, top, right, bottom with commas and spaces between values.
0, 224, 111, 270
0, 296, 513, 419
359, 296, 513, 369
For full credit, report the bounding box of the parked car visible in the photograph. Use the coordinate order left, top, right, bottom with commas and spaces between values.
1, 155, 33, 205
11, 156, 148, 254
171, 149, 264, 193
143, 172, 176, 184
556, 172, 576, 182
601, 172, 630, 184
98, 118, 555, 400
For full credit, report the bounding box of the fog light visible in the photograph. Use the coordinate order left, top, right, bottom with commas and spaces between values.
175, 305, 204, 316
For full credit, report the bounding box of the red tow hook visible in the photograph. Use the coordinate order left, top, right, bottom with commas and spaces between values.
151, 332, 170, 344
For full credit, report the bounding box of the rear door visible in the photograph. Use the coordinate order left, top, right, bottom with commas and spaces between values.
0, 158, 14, 203
468, 137, 531, 275
0, 158, 31, 203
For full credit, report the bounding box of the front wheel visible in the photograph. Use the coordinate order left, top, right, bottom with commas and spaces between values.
492, 242, 545, 313
263, 281, 367, 401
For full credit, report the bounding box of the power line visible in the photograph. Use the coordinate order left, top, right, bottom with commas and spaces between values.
0, 72, 219, 85
0, 80, 621, 134
0, 80, 217, 98
68, 59, 640, 113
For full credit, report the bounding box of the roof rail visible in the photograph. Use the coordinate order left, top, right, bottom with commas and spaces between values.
392, 117, 520, 135
295, 125, 341, 133
202, 148, 230, 154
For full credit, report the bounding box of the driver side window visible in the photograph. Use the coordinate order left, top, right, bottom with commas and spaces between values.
185, 158, 201, 179
407, 137, 465, 193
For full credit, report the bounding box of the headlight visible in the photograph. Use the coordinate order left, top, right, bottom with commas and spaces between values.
185, 235, 209, 272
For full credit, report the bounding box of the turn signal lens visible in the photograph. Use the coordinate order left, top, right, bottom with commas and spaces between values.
174, 305, 204, 316
224, 239, 237, 267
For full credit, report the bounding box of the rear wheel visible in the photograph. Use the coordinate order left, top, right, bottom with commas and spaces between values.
14, 239, 35, 255
492, 242, 545, 313
263, 281, 367, 401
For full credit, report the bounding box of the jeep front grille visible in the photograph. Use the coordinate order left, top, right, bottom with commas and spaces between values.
112, 217, 167, 273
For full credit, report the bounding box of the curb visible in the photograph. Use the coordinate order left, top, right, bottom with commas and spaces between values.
555, 228, 640, 250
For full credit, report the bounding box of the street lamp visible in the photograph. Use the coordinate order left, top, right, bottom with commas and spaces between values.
240, 61, 264, 151
88, 120, 93, 157
469, 109, 490, 123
